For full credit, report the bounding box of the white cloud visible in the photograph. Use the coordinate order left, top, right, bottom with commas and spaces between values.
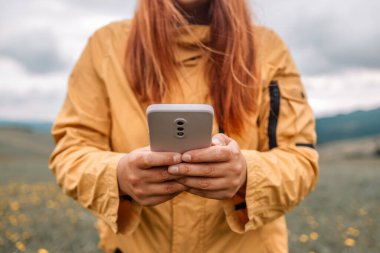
0, 57, 66, 120
0, 0, 136, 73
253, 0, 380, 75
304, 69, 380, 117
0, 0, 136, 120
0, 29, 68, 74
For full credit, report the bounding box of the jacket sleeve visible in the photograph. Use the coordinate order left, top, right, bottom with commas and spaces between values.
223, 29, 319, 233
48, 29, 141, 234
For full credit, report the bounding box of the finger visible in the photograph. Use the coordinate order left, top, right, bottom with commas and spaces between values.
145, 181, 189, 196
182, 145, 232, 163
211, 134, 231, 146
168, 163, 225, 177
226, 139, 241, 157
176, 177, 228, 191
142, 167, 184, 183
132, 151, 182, 169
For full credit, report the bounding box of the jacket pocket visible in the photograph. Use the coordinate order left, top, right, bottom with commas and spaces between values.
275, 81, 313, 146
279, 83, 308, 103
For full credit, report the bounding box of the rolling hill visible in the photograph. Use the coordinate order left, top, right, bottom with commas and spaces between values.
316, 108, 380, 144
1, 107, 380, 144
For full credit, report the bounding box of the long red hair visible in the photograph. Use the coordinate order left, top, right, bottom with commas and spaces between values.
125, 0, 259, 134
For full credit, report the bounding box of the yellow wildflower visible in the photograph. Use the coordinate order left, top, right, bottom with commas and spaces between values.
298, 234, 309, 243
310, 232, 319, 241
346, 227, 360, 237
344, 238, 356, 247
15, 241, 26, 251
10, 201, 20, 211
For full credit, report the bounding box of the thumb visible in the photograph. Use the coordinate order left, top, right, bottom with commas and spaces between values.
211, 133, 230, 146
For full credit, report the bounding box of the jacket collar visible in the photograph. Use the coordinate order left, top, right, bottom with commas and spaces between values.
173, 25, 210, 65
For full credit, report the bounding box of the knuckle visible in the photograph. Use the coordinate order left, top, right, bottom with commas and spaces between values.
231, 165, 242, 176
236, 162, 244, 171
128, 174, 140, 187
160, 169, 169, 180
181, 165, 190, 175
127, 153, 138, 166
231, 146, 240, 157
166, 184, 174, 193
199, 180, 210, 189
131, 153, 143, 167
166, 183, 180, 194
133, 187, 145, 198
167, 156, 174, 165
205, 166, 215, 175
142, 154, 151, 167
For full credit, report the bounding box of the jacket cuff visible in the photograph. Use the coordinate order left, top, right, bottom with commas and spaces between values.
95, 152, 142, 234
223, 150, 284, 233
222, 197, 247, 234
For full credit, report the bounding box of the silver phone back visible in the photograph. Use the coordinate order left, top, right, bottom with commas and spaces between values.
147, 104, 214, 153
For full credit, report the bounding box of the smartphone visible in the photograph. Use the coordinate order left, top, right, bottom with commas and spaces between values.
147, 104, 214, 153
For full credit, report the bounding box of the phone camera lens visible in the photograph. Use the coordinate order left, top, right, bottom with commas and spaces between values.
177, 127, 184, 131
177, 121, 184, 126
177, 132, 184, 137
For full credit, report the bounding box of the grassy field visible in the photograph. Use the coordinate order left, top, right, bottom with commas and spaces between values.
0, 127, 379, 253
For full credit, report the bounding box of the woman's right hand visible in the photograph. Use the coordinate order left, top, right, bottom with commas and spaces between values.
117, 147, 188, 206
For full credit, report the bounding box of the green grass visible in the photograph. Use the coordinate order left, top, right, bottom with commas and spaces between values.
287, 159, 380, 252
0, 127, 379, 252
0, 128, 101, 253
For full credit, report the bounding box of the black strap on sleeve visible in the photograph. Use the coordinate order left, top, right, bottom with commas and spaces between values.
268, 81, 281, 149
296, 143, 316, 149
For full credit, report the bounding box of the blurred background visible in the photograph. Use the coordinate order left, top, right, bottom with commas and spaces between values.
0, 0, 379, 252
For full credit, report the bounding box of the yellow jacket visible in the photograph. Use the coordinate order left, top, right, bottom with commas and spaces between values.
49, 20, 319, 253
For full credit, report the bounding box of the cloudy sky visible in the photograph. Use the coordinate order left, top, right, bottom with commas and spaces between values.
0, 0, 379, 121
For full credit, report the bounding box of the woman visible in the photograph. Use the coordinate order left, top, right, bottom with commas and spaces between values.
49, 0, 319, 252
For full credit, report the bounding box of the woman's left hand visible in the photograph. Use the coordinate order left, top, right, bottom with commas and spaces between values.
168, 134, 247, 200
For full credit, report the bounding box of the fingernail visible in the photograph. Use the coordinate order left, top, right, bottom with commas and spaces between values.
169, 166, 179, 174
182, 154, 191, 162
212, 137, 221, 146
173, 154, 181, 163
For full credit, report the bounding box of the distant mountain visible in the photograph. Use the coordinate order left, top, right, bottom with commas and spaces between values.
1, 108, 380, 144
316, 108, 380, 144
0, 119, 52, 133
